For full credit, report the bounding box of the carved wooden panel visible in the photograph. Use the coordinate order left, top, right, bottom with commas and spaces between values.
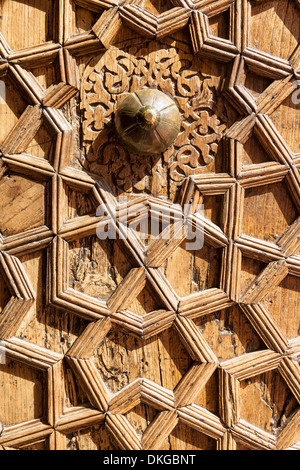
0, 0, 299, 451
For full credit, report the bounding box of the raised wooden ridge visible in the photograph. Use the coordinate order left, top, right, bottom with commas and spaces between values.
0, 0, 299, 451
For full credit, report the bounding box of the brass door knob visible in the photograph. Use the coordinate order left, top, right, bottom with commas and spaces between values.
115, 88, 181, 156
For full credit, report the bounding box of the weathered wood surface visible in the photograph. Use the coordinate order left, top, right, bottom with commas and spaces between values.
0, 0, 299, 450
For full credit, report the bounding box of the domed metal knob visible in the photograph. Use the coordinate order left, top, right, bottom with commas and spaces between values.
115, 88, 181, 156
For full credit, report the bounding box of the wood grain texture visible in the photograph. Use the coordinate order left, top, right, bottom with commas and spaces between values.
0, 0, 299, 452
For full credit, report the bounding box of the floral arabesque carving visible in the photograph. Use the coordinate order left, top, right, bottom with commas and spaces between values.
80, 42, 229, 195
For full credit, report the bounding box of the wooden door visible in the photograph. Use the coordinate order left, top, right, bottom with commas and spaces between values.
0, 0, 299, 451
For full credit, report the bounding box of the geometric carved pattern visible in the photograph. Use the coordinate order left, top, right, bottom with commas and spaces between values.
0, 0, 299, 451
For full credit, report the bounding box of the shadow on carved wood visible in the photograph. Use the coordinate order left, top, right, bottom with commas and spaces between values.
0, 0, 299, 451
